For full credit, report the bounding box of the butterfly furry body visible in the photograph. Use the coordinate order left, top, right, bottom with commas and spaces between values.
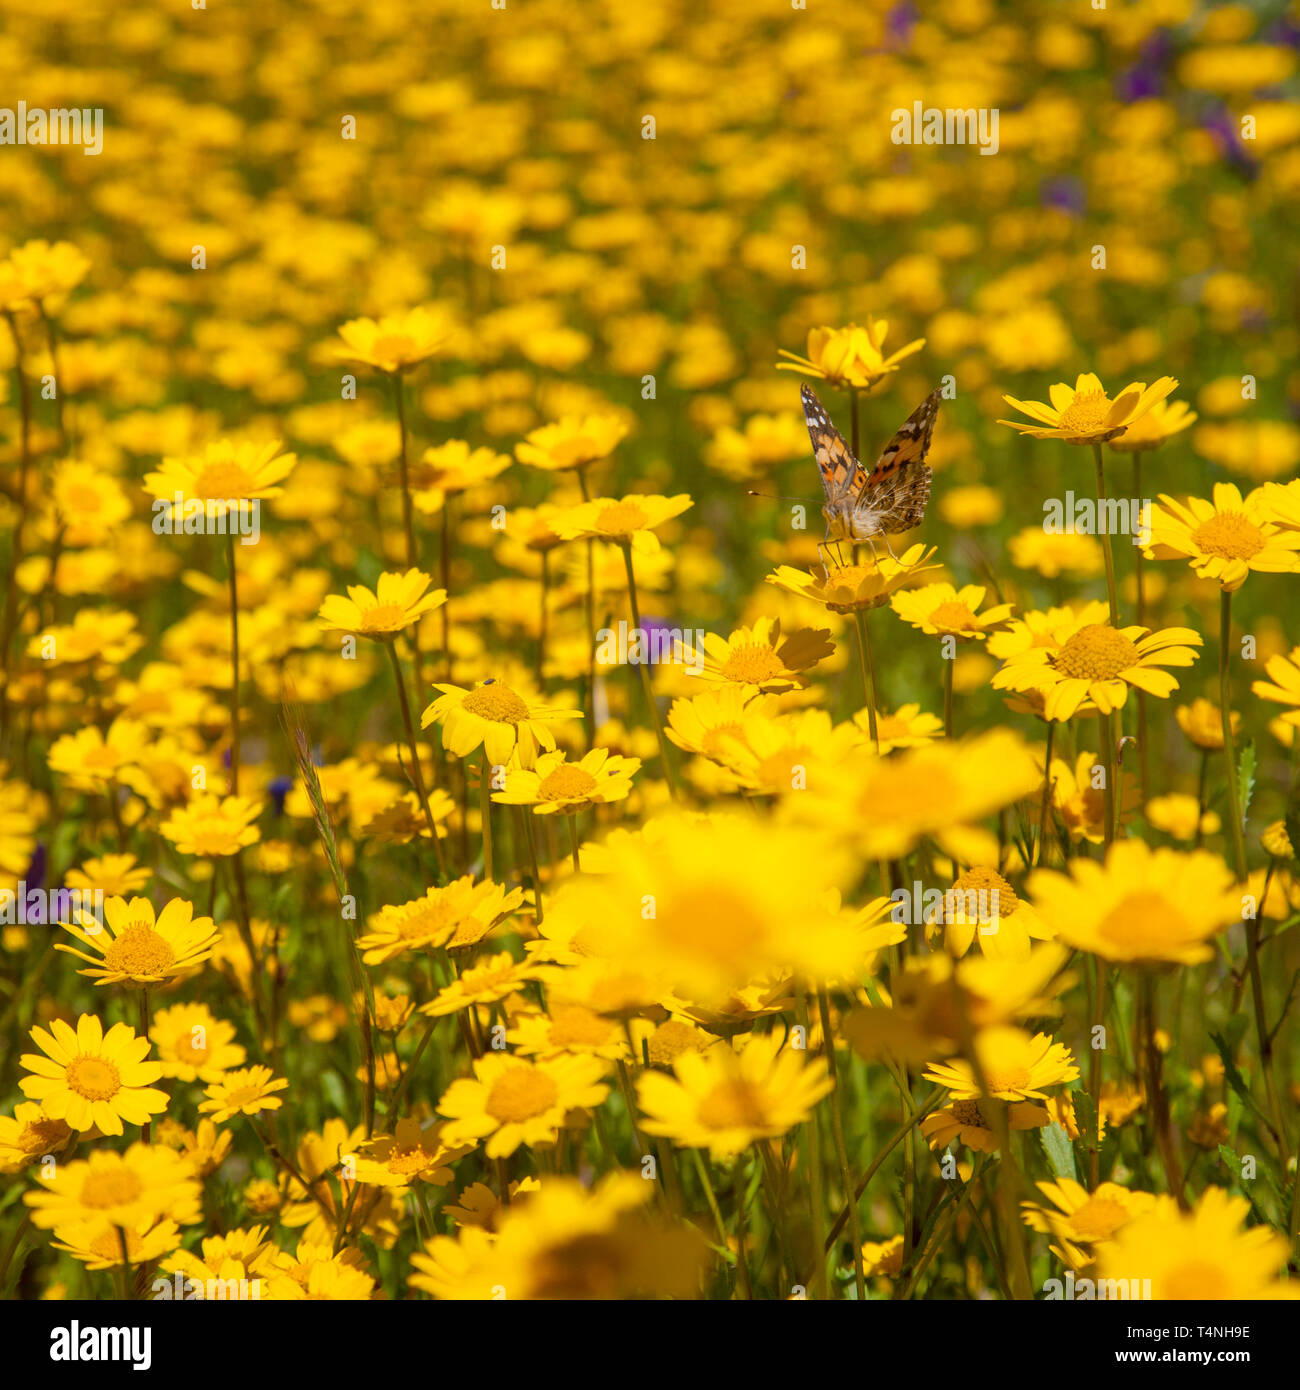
801, 382, 940, 545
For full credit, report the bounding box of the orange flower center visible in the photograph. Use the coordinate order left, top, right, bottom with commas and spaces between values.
486, 1065, 558, 1123
1096, 891, 1190, 954
1055, 390, 1114, 435
394, 899, 457, 940
175, 1032, 210, 1063
88, 1227, 148, 1264
698, 1078, 768, 1130
947, 866, 1018, 919
1068, 1194, 1129, 1241
1191, 511, 1264, 561
385, 1147, 432, 1176
463, 685, 530, 724
539, 765, 599, 800
982, 1062, 1032, 1095
720, 643, 786, 685
80, 1167, 143, 1208
103, 924, 176, 977
368, 333, 419, 366
1052, 623, 1140, 680
17, 1117, 68, 1154
596, 501, 648, 535
360, 602, 406, 633
191, 462, 255, 499
221, 1083, 264, 1109
65, 1055, 122, 1101
949, 1098, 989, 1128
928, 600, 981, 633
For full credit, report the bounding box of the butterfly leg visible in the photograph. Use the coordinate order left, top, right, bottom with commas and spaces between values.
880, 530, 902, 563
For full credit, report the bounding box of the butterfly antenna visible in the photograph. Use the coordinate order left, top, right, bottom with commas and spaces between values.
747, 489, 819, 502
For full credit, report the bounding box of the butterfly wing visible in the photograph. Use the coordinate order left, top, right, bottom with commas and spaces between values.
801, 383, 865, 510
856, 388, 941, 534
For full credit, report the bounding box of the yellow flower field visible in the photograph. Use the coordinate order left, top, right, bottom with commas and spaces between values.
2, 0, 1300, 1310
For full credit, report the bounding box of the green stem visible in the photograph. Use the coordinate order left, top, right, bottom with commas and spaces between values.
1036, 721, 1056, 867
854, 608, 880, 751
816, 986, 865, 1300
479, 749, 494, 881
1091, 443, 1119, 626
1219, 590, 1248, 881
1140, 970, 1186, 1205
386, 641, 448, 880
943, 653, 954, 738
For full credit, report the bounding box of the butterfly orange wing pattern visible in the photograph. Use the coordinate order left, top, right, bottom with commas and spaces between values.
860, 387, 941, 535
801, 382, 866, 512
800, 383, 940, 541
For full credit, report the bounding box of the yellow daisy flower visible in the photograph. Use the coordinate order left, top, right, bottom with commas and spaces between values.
1146, 793, 1220, 842
923, 1027, 1079, 1101
1049, 748, 1139, 844
850, 703, 945, 751
1106, 397, 1197, 453
1027, 840, 1240, 964
417, 950, 540, 1018
637, 1031, 833, 1158
411, 1172, 704, 1300
999, 372, 1178, 444
352, 1119, 474, 1187
491, 747, 639, 814
552, 492, 692, 554
920, 1097, 1050, 1153
317, 568, 446, 640
691, 618, 833, 693
198, 1065, 289, 1123
357, 877, 524, 964
1176, 697, 1240, 749
1021, 1180, 1158, 1268
421, 679, 582, 767
1096, 1188, 1300, 1300
55, 895, 219, 987
0, 1101, 74, 1174
767, 545, 941, 614
51, 1219, 182, 1271
776, 319, 925, 391
330, 305, 454, 374
64, 853, 152, 897
992, 617, 1201, 720
410, 440, 512, 513
1145, 482, 1300, 591
19, 1014, 168, 1135
890, 583, 1014, 641
159, 794, 263, 857
932, 866, 1054, 961
47, 718, 150, 792
150, 1002, 246, 1082
436, 1053, 611, 1158
25, 1140, 190, 1233
4, 238, 90, 303
514, 414, 628, 472
666, 686, 780, 759
144, 438, 297, 507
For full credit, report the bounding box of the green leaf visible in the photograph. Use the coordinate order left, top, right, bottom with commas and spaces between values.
1040, 1121, 1077, 1180
1209, 1030, 1269, 1126
1217, 1143, 1240, 1184
1237, 740, 1256, 825
319, 1068, 348, 1116
1071, 1088, 1099, 1149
